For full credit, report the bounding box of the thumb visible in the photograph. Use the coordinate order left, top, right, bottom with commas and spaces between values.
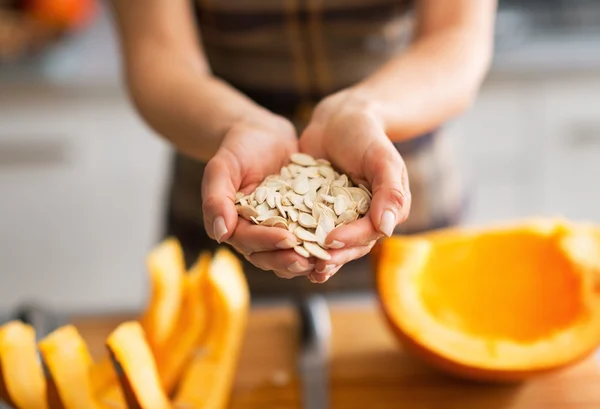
201, 150, 241, 243
367, 151, 411, 237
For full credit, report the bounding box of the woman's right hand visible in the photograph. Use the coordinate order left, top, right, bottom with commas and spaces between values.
202, 114, 317, 279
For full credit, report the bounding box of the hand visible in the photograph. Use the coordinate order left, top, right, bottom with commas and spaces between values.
299, 90, 412, 283
202, 114, 316, 279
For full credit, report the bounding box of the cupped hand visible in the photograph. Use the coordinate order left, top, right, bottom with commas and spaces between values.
299, 90, 412, 283
202, 114, 316, 278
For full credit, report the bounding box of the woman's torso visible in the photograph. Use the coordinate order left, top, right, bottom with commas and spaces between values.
192, 0, 416, 118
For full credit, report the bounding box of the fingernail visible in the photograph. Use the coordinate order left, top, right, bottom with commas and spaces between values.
316, 264, 335, 274
326, 240, 344, 249
288, 261, 307, 274
379, 210, 395, 237
276, 237, 298, 249
308, 274, 319, 283
213, 216, 228, 243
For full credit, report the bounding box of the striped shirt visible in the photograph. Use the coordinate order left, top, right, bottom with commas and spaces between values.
164, 0, 465, 295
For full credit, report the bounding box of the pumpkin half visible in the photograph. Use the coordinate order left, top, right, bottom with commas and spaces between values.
376, 218, 600, 382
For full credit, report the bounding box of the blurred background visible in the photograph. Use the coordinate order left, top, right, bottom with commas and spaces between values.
1, 0, 599, 314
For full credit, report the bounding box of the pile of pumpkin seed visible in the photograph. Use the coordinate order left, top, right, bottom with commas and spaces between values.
235, 153, 372, 261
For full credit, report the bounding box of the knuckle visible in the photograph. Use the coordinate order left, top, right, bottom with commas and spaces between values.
204, 156, 226, 175
386, 186, 408, 210
202, 195, 221, 216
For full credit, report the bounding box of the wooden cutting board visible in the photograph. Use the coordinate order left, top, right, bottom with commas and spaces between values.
73, 300, 600, 409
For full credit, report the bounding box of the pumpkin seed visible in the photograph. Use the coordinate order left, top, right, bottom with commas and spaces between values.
337, 210, 359, 225
293, 174, 310, 195
255, 186, 268, 204
294, 246, 311, 258
334, 196, 347, 216
294, 227, 318, 242
298, 213, 318, 229
291, 153, 318, 167
260, 216, 288, 228
303, 241, 332, 261
256, 209, 279, 222
237, 205, 258, 220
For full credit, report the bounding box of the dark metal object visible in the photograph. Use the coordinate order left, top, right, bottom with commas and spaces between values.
297, 295, 331, 409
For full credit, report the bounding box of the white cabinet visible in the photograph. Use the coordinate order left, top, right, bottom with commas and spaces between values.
0, 88, 171, 312
445, 80, 542, 225
448, 74, 600, 226
537, 78, 600, 222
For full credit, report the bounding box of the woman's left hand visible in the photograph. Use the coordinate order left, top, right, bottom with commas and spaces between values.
299, 90, 412, 283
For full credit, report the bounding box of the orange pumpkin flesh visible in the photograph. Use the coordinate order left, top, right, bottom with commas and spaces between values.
91, 358, 119, 398
106, 322, 172, 409
140, 238, 186, 352
0, 321, 48, 409
157, 252, 210, 394
38, 325, 105, 409
377, 218, 600, 382
174, 248, 250, 408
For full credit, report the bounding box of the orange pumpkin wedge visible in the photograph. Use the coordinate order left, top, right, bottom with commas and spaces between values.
377, 218, 600, 382
174, 248, 249, 408
140, 238, 186, 352
0, 321, 48, 409
106, 321, 172, 409
158, 251, 211, 394
93, 238, 187, 398
38, 325, 105, 409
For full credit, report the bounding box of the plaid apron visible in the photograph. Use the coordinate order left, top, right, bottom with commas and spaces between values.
163, 0, 465, 296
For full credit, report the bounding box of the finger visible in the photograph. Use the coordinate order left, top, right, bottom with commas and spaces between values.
366, 146, 412, 237
324, 216, 383, 249
313, 242, 375, 277
201, 151, 241, 243
227, 219, 299, 254
308, 265, 342, 284
246, 250, 316, 278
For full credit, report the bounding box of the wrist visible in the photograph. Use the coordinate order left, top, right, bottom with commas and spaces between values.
344, 87, 385, 124
316, 88, 385, 129
232, 110, 296, 141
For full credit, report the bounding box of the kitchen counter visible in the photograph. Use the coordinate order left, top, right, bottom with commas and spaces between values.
68, 300, 600, 409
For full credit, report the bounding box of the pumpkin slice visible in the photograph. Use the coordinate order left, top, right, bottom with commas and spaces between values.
93, 238, 186, 397
140, 238, 186, 352
174, 248, 249, 408
0, 321, 48, 409
158, 251, 211, 394
377, 218, 600, 382
38, 325, 104, 409
106, 321, 172, 409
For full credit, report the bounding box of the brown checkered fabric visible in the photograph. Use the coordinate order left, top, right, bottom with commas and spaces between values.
163, 0, 465, 297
